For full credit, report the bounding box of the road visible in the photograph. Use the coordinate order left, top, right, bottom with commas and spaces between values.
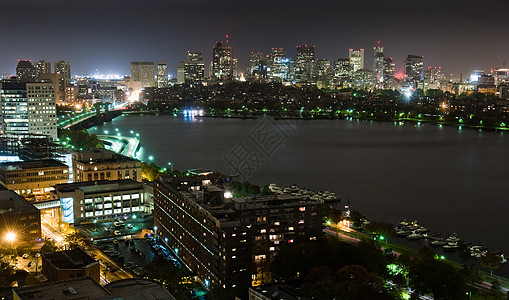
41, 220, 134, 285
97, 135, 140, 158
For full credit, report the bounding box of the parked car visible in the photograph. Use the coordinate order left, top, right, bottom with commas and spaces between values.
114, 230, 121, 236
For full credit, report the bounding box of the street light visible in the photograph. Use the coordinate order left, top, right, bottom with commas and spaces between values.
5, 232, 16, 243
168, 162, 173, 171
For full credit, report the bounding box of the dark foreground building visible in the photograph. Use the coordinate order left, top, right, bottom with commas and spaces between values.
0, 188, 41, 244
153, 172, 323, 291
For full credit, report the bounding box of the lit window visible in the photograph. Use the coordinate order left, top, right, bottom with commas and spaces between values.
269, 247, 275, 251
274, 222, 280, 226
299, 220, 305, 224
288, 227, 294, 231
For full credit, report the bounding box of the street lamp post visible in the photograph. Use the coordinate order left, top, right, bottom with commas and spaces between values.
168, 162, 173, 172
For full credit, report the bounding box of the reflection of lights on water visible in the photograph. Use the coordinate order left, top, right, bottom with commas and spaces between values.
182, 109, 204, 117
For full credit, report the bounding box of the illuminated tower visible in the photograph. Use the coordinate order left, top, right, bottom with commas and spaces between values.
404, 55, 424, 83
156, 62, 168, 88
349, 49, 364, 72
212, 37, 234, 81
16, 60, 36, 83
293, 45, 315, 82
131, 62, 155, 88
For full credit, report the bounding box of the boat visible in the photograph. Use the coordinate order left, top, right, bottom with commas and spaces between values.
431, 238, 447, 246
399, 219, 409, 226
446, 233, 461, 243
443, 242, 459, 251
415, 227, 428, 233
407, 232, 424, 240
396, 230, 412, 236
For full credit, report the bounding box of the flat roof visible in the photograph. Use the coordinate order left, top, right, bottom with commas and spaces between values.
13, 277, 110, 300
54, 179, 144, 194
0, 191, 39, 214
101, 279, 176, 300
42, 248, 97, 269
0, 159, 67, 171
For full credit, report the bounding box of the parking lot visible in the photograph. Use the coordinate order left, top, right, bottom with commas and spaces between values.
78, 217, 153, 241
94, 237, 181, 278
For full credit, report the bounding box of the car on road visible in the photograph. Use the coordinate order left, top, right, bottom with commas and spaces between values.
114, 230, 121, 236
127, 224, 133, 229
22, 254, 29, 259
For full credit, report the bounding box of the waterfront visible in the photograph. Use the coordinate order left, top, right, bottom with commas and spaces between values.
89, 114, 509, 275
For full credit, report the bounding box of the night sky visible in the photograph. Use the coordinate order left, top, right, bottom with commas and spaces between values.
1, 0, 507, 79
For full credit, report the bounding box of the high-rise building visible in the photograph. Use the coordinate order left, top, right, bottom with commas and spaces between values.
27, 82, 57, 139
35, 61, 51, 77
404, 55, 424, 84
349, 49, 365, 72
0, 82, 57, 139
293, 45, 315, 83
268, 48, 290, 82
0, 82, 28, 136
333, 58, 351, 87
16, 60, 36, 83
313, 59, 332, 88
156, 62, 168, 88
153, 173, 323, 291
373, 42, 385, 88
249, 52, 268, 80
382, 57, 396, 89
54, 61, 71, 85
185, 51, 205, 84
212, 41, 234, 81
130, 62, 155, 88
177, 51, 206, 84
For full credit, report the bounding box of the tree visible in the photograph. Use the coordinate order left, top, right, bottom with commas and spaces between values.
0, 261, 13, 287
40, 239, 58, 254
478, 252, 502, 276
64, 231, 91, 250
408, 256, 467, 299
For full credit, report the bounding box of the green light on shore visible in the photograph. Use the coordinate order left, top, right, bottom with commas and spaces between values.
149, 156, 154, 161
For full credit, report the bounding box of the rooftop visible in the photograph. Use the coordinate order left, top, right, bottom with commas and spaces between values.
0, 159, 67, 171
250, 283, 310, 300
54, 179, 144, 195
0, 190, 39, 214
100, 279, 176, 300
13, 277, 110, 300
42, 248, 97, 269
72, 149, 140, 164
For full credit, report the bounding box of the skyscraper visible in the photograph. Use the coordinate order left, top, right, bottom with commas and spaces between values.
349, 49, 365, 72
334, 58, 351, 87
382, 57, 396, 89
0, 82, 28, 136
248, 52, 268, 80
35, 61, 51, 77
293, 45, 315, 83
156, 62, 168, 88
212, 41, 234, 81
268, 48, 290, 82
373, 42, 385, 88
177, 51, 206, 84
27, 82, 57, 139
130, 62, 155, 88
0, 82, 57, 139
404, 55, 424, 84
16, 60, 36, 83
54, 61, 71, 85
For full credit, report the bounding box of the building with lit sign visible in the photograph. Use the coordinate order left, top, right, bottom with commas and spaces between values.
52, 179, 150, 225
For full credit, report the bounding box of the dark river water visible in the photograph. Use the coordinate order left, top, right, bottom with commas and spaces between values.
89, 114, 509, 276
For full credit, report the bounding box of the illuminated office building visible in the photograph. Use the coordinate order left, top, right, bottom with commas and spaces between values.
16, 60, 36, 83
157, 62, 168, 88
349, 49, 364, 72
131, 62, 155, 88
212, 41, 234, 81
404, 55, 424, 84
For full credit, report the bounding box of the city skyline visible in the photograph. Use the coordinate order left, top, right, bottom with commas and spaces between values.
0, 0, 508, 78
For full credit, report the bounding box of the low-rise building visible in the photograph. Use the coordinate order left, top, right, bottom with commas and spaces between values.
72, 149, 141, 183
0, 159, 69, 201
0, 188, 41, 244
153, 172, 322, 291
42, 248, 100, 283
52, 179, 150, 225
12, 277, 176, 300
